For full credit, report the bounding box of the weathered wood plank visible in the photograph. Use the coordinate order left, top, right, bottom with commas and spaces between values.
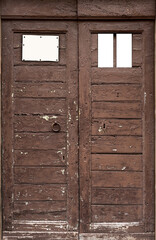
92, 84, 141, 101
2, 21, 14, 230
15, 98, 66, 115
92, 119, 142, 136
92, 171, 142, 188
92, 68, 142, 84
78, 0, 155, 18
14, 184, 66, 201
3, 231, 78, 240
14, 66, 66, 82
14, 201, 66, 213
92, 154, 142, 171
65, 22, 79, 230
79, 233, 154, 240
79, 22, 92, 232
92, 188, 143, 204
14, 115, 66, 133
12, 220, 68, 232
143, 22, 155, 232
14, 33, 66, 49
14, 82, 66, 98
14, 149, 66, 166
13, 211, 66, 221
92, 136, 142, 153
14, 133, 66, 150
92, 102, 142, 119
1, 0, 77, 18
92, 205, 142, 223
14, 48, 66, 66
14, 167, 66, 184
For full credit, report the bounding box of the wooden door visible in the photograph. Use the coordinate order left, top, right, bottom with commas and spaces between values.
79, 21, 155, 239
2, 20, 79, 239
2, 20, 155, 240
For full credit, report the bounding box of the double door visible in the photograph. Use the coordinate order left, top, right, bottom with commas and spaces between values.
2, 20, 154, 239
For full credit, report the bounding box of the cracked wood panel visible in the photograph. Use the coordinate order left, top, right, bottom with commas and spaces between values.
92, 119, 142, 136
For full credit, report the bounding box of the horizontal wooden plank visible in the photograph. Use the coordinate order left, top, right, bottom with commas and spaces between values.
14, 82, 66, 98
14, 184, 66, 201
14, 48, 66, 66
79, 233, 154, 240
14, 98, 66, 115
92, 68, 142, 84
92, 154, 142, 171
14, 66, 66, 82
14, 115, 67, 132
92, 136, 142, 153
14, 149, 66, 166
14, 33, 66, 49
3, 231, 78, 240
92, 119, 142, 136
14, 167, 66, 184
1, 0, 77, 17
78, 0, 155, 18
92, 102, 142, 119
92, 84, 141, 101
92, 205, 142, 223
92, 188, 143, 204
92, 171, 142, 188
14, 133, 66, 150
13, 211, 66, 221
14, 201, 66, 213
12, 220, 68, 232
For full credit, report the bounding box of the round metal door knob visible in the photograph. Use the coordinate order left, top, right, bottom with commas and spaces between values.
52, 122, 61, 132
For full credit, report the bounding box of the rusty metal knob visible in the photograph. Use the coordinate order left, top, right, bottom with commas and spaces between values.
52, 122, 61, 132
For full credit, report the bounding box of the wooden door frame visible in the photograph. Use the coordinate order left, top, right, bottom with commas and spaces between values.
0, 12, 155, 240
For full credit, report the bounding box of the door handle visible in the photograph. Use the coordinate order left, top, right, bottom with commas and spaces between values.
52, 122, 61, 133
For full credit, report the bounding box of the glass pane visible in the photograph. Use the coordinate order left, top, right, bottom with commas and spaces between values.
116, 34, 132, 68
22, 35, 59, 62
98, 34, 113, 68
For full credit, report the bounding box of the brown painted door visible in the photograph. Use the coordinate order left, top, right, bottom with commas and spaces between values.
79, 21, 154, 238
2, 20, 79, 237
2, 20, 154, 239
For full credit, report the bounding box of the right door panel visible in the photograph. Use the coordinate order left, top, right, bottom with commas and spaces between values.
79, 21, 154, 238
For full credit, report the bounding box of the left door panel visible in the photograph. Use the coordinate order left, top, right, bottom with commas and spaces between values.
2, 20, 78, 239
